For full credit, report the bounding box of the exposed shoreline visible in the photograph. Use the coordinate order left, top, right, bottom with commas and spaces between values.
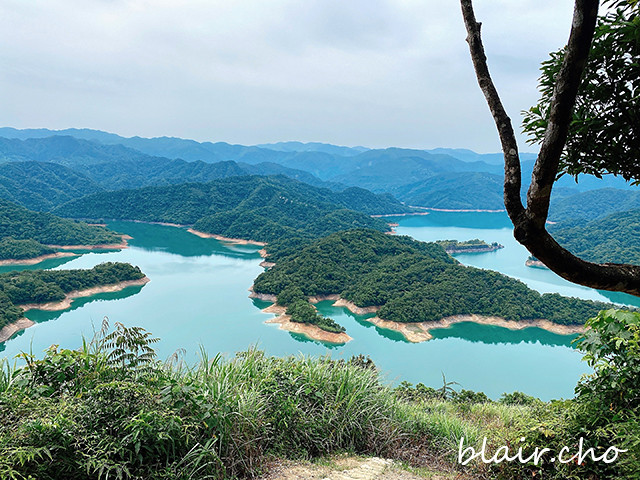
364, 314, 585, 343
251, 288, 585, 343
187, 228, 266, 246
0, 251, 79, 266
526, 259, 549, 269
444, 244, 504, 254
255, 297, 352, 344
0, 318, 36, 343
19, 277, 151, 313
48, 234, 132, 250
371, 212, 430, 218
410, 206, 506, 213
1, 277, 150, 343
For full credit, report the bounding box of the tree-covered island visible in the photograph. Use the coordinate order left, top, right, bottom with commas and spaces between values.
0, 262, 147, 341
253, 229, 612, 340
435, 239, 504, 254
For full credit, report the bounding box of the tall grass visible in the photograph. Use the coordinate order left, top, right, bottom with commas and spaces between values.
0, 324, 532, 479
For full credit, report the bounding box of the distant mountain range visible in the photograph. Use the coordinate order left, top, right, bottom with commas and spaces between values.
0, 127, 637, 214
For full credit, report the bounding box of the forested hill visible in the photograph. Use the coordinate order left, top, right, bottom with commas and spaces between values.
253, 229, 610, 331
0, 199, 122, 260
549, 188, 640, 222
0, 136, 334, 199
0, 162, 103, 212
0, 262, 145, 330
53, 176, 403, 243
550, 209, 640, 264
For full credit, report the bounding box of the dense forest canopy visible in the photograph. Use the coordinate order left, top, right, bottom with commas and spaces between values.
53, 176, 399, 243
0, 262, 145, 330
254, 229, 610, 331
0, 199, 122, 260
551, 209, 640, 264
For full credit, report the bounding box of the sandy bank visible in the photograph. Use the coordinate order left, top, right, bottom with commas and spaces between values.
0, 252, 78, 266
187, 229, 266, 246
410, 206, 506, 213
364, 314, 585, 343
249, 289, 278, 302
371, 212, 430, 218
0, 317, 35, 343
131, 220, 185, 228
262, 305, 352, 344
18, 277, 150, 313
249, 290, 352, 343
525, 259, 549, 269
329, 297, 380, 315
444, 244, 504, 254
48, 234, 132, 250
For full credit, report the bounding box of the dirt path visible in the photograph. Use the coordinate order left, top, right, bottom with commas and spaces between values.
259, 456, 458, 480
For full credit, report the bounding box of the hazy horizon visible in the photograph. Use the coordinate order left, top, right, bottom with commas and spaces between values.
1, 1, 573, 153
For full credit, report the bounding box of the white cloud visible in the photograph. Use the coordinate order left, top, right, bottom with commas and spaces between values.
0, 0, 577, 152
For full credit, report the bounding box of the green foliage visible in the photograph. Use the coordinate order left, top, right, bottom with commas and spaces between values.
0, 161, 102, 212
254, 229, 611, 330
103, 321, 160, 377
0, 237, 55, 261
285, 300, 345, 334
522, 0, 640, 183
53, 176, 395, 243
3, 313, 639, 479
0, 262, 145, 330
574, 309, 640, 418
549, 187, 640, 222
392, 171, 505, 210
550, 208, 640, 264
0, 336, 489, 480
435, 238, 502, 253
498, 391, 541, 406
0, 198, 121, 259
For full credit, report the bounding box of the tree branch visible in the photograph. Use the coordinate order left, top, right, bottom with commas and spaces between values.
460, 0, 526, 225
460, 0, 640, 297
527, 0, 600, 227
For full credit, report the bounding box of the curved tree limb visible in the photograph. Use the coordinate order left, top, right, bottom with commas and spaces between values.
460, 0, 640, 297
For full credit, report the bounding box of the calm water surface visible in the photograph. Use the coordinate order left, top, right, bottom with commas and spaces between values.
3, 214, 634, 400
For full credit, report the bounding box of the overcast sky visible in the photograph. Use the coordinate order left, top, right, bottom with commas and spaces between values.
0, 0, 577, 152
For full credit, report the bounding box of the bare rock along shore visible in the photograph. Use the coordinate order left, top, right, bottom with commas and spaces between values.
0, 252, 78, 266
187, 228, 266, 246
249, 290, 352, 344
0, 277, 151, 343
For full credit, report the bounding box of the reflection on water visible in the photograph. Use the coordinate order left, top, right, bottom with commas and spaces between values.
0, 255, 80, 274
0, 218, 597, 400
113, 221, 262, 259
429, 322, 577, 347
25, 285, 146, 324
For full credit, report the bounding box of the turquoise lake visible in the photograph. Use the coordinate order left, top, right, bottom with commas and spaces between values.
3, 213, 638, 400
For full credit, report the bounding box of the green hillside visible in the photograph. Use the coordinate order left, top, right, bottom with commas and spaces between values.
551, 209, 640, 264
0, 162, 103, 212
254, 229, 610, 330
549, 188, 640, 222
393, 172, 505, 210
0, 199, 122, 260
53, 176, 405, 243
